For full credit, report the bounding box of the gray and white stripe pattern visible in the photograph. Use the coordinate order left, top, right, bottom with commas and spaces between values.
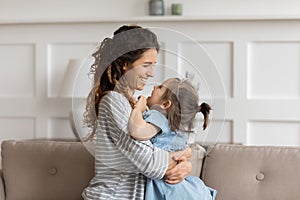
82, 91, 168, 200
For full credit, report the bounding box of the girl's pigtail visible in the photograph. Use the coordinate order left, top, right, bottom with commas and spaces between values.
198, 102, 212, 130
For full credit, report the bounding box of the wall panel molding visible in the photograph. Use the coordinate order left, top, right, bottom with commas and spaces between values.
0, 43, 35, 97
248, 41, 300, 99
247, 121, 300, 146
47, 117, 75, 139
47, 43, 96, 98
0, 117, 36, 140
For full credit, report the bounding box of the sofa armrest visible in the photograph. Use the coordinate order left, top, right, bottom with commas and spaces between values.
0, 169, 5, 200
189, 143, 206, 177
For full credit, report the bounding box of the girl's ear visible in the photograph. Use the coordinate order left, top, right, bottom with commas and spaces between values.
161, 100, 172, 109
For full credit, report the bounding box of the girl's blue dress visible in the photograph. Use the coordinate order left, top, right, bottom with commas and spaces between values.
143, 109, 217, 200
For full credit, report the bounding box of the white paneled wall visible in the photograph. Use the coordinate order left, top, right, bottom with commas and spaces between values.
247, 121, 300, 146
0, 17, 300, 147
48, 43, 96, 97
0, 44, 35, 97
248, 42, 300, 99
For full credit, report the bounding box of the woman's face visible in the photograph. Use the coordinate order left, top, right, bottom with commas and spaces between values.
123, 48, 157, 92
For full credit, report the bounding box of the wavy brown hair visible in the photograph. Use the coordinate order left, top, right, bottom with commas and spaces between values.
83, 25, 160, 140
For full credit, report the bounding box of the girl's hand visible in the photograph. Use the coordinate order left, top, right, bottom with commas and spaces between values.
134, 96, 147, 112
164, 156, 192, 184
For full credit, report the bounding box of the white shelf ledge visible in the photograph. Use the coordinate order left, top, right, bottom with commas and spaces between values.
2, 15, 300, 25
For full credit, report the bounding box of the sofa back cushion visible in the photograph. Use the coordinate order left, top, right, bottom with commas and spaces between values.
0, 170, 5, 200
201, 144, 300, 200
189, 143, 206, 177
1, 140, 94, 200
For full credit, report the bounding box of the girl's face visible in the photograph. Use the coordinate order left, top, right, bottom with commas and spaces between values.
146, 78, 177, 108
147, 84, 167, 108
124, 48, 157, 92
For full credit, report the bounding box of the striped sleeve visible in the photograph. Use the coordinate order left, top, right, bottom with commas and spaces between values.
103, 92, 168, 179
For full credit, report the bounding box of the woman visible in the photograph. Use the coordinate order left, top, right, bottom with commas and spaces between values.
82, 25, 192, 199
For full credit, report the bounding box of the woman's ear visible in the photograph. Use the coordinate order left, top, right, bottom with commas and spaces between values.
161, 100, 172, 109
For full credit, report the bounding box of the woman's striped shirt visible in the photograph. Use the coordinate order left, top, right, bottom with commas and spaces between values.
82, 91, 168, 200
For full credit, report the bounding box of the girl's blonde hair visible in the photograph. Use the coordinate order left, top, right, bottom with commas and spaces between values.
161, 78, 211, 132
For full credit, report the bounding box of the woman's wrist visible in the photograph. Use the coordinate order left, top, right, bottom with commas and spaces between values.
133, 106, 144, 113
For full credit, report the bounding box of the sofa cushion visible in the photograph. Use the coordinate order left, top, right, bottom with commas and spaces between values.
1, 140, 94, 200
0, 169, 5, 200
189, 143, 206, 177
201, 144, 300, 200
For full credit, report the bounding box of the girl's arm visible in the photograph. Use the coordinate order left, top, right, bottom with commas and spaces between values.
129, 96, 160, 140
129, 96, 192, 170
129, 107, 160, 140
102, 92, 191, 182
130, 107, 191, 168
104, 92, 168, 180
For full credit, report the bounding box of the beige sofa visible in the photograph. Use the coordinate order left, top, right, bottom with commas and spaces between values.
1, 140, 300, 200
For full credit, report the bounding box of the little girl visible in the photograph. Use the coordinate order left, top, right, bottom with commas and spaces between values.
129, 77, 217, 200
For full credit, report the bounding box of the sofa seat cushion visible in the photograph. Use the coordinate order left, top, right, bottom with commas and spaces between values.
201, 144, 300, 200
1, 140, 94, 200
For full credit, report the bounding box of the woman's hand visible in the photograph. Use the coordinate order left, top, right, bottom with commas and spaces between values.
163, 156, 192, 184
164, 147, 192, 184
167, 147, 191, 169
180, 146, 192, 160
